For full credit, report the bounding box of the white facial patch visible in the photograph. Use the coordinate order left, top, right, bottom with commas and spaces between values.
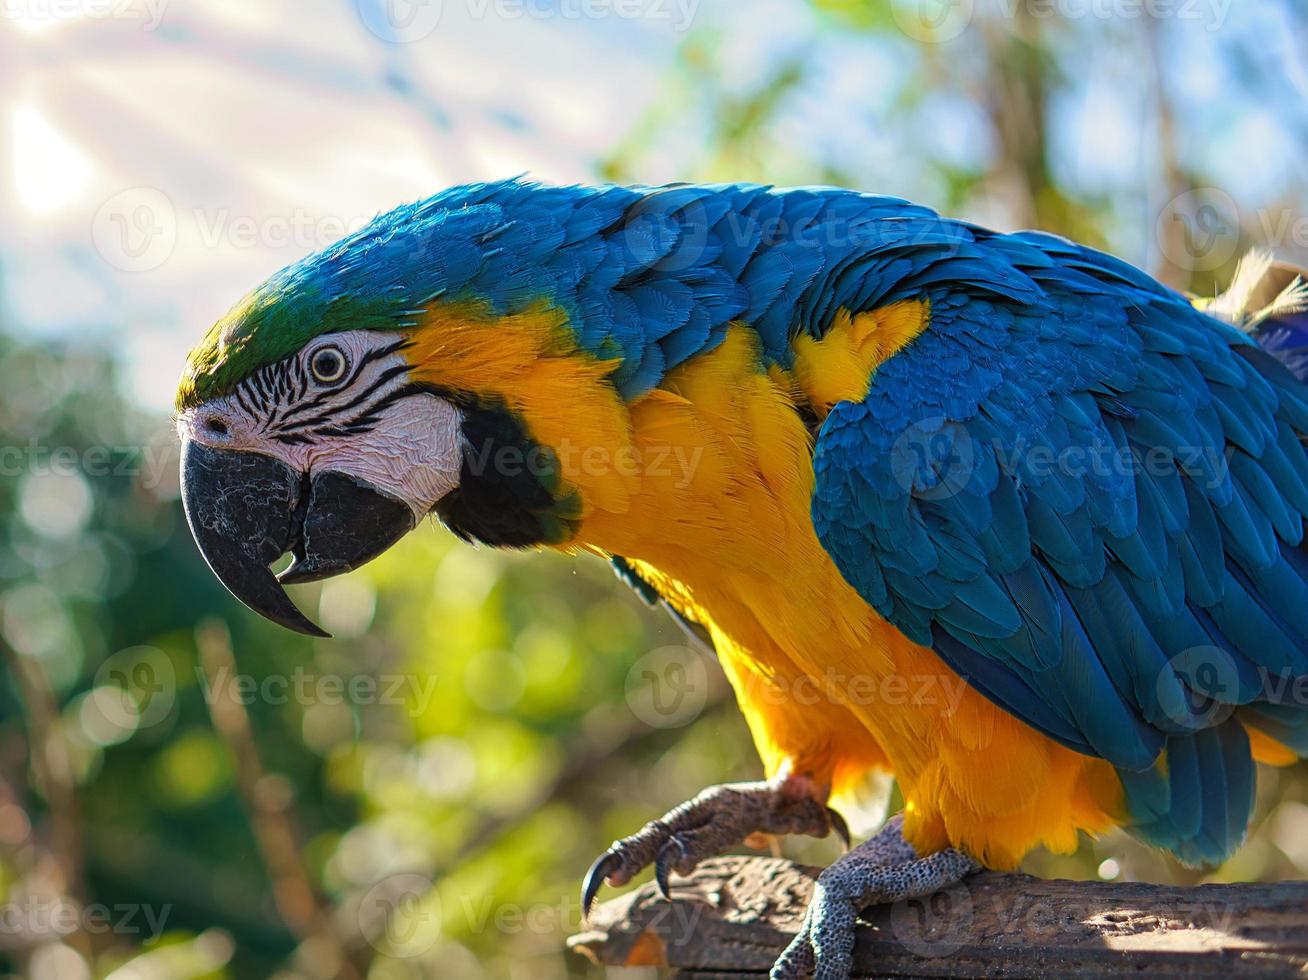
178, 330, 464, 519
320, 395, 463, 518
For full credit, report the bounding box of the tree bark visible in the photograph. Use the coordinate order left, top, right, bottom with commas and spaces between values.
569, 856, 1308, 978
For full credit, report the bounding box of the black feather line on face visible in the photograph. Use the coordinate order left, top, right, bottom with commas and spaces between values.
234, 385, 258, 418
352, 380, 436, 421
275, 337, 411, 425
338, 417, 383, 434
274, 364, 411, 435
284, 381, 443, 441
224, 337, 417, 445
305, 425, 361, 438
253, 369, 275, 405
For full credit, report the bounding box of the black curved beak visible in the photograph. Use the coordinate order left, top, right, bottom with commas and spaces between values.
180, 440, 416, 637
277, 471, 417, 585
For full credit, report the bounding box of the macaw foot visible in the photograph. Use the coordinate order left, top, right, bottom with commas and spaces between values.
769, 814, 980, 980
581, 775, 849, 917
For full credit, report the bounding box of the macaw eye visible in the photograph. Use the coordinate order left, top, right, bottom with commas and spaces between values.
309, 346, 348, 384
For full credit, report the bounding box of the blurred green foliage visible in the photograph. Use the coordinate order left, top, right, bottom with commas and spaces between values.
3, 2, 1308, 979
0, 325, 763, 979
7, 325, 1302, 980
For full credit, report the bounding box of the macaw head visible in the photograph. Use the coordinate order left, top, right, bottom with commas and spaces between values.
176, 179, 658, 636
176, 325, 457, 637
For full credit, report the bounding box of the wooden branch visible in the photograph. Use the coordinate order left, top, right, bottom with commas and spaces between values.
568, 856, 1308, 978
197, 620, 366, 980
0, 638, 91, 959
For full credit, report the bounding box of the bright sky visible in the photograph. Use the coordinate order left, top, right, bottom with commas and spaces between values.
2, 0, 1305, 412
0, 0, 691, 409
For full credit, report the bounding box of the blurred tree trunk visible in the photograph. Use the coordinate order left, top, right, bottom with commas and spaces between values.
977, 3, 1051, 231
1146, 16, 1193, 290
0, 639, 91, 961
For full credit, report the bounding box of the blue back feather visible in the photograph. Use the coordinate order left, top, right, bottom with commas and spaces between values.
802, 210, 1308, 867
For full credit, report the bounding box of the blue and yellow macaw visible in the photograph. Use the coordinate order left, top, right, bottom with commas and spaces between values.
175, 180, 1308, 979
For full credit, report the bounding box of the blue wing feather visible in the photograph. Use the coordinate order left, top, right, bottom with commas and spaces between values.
809, 218, 1308, 866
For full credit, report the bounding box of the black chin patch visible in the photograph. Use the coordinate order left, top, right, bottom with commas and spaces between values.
434, 398, 580, 548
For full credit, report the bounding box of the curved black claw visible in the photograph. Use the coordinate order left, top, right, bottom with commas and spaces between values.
581, 850, 622, 920
654, 837, 689, 901
580, 780, 841, 925
828, 807, 852, 852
